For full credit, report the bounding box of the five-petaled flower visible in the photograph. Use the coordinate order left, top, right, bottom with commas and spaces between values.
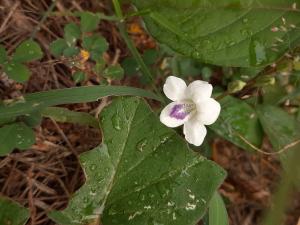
160, 76, 221, 146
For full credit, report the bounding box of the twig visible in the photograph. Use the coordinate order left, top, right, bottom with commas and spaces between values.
0, 1, 20, 34
31, 0, 57, 38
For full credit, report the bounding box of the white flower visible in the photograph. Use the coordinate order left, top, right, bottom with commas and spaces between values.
160, 76, 221, 146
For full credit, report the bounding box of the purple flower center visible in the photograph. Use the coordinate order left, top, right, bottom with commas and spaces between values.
169, 103, 195, 120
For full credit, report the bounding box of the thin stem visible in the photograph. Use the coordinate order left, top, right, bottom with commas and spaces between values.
31, 0, 57, 38
112, 0, 164, 103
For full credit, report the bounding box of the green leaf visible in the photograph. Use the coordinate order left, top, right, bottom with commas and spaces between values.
257, 105, 300, 184
132, 0, 300, 67
49, 97, 226, 225
79, 12, 101, 32
103, 65, 124, 80
0, 197, 29, 225
73, 71, 86, 83
0, 85, 160, 121
63, 46, 80, 57
209, 192, 229, 225
20, 110, 43, 127
64, 23, 81, 46
82, 35, 108, 60
0, 122, 35, 156
122, 57, 139, 76
210, 96, 263, 151
12, 40, 43, 63
3, 62, 30, 83
42, 107, 99, 128
0, 44, 7, 64
50, 39, 68, 57
142, 49, 158, 65
94, 58, 106, 74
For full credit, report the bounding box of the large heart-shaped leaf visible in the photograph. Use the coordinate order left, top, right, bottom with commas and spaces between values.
49, 97, 226, 225
0, 197, 29, 225
257, 105, 300, 184
132, 0, 300, 67
210, 96, 263, 151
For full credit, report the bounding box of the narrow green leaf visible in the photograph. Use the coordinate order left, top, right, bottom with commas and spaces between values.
257, 105, 300, 185
103, 65, 124, 80
79, 12, 101, 32
0, 44, 7, 64
0, 197, 29, 225
49, 97, 226, 225
42, 107, 99, 128
132, 0, 300, 67
64, 23, 81, 45
12, 40, 43, 63
3, 62, 30, 83
210, 96, 263, 151
0, 85, 160, 121
50, 39, 68, 57
0, 122, 35, 156
209, 192, 229, 225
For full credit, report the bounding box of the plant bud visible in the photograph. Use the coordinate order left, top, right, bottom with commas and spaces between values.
227, 80, 246, 93
255, 75, 275, 87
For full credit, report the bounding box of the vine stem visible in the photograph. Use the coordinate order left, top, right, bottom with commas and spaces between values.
112, 0, 165, 103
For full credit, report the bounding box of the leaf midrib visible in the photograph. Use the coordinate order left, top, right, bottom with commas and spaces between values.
99, 100, 141, 212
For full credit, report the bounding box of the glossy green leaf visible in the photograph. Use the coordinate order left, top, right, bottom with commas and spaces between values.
0, 45, 7, 64
0, 197, 29, 225
0, 122, 35, 156
12, 40, 43, 63
49, 97, 226, 225
64, 23, 81, 45
3, 62, 30, 83
50, 39, 68, 57
209, 192, 229, 225
42, 107, 99, 128
210, 96, 263, 151
257, 105, 300, 184
0, 85, 160, 121
103, 65, 124, 80
132, 0, 300, 67
79, 12, 101, 32
82, 34, 108, 60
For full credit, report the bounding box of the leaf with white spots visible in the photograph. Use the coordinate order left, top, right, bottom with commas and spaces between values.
49, 97, 226, 225
12, 40, 43, 63
132, 0, 300, 67
0, 122, 35, 156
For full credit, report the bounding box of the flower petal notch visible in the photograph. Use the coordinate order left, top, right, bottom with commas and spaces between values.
160, 76, 221, 146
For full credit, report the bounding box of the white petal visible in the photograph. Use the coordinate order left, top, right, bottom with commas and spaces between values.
163, 76, 187, 101
160, 102, 189, 128
183, 119, 207, 146
185, 80, 212, 103
196, 98, 221, 125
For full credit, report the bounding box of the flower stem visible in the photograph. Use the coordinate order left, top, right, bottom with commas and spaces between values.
112, 0, 164, 103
